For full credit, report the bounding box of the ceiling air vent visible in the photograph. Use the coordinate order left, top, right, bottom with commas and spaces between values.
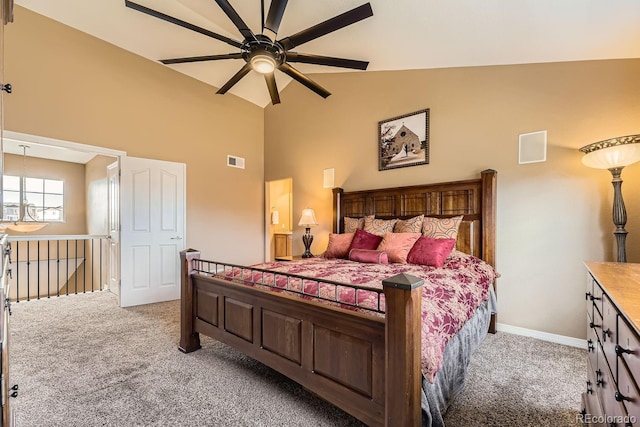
227, 155, 245, 169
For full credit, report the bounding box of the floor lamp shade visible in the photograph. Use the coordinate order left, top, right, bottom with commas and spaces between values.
298, 209, 318, 258
580, 134, 640, 262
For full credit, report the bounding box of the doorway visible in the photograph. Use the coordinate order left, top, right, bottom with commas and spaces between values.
2, 131, 186, 307
265, 178, 292, 262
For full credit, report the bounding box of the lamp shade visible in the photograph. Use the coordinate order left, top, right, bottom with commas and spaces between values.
298, 208, 318, 227
580, 134, 640, 169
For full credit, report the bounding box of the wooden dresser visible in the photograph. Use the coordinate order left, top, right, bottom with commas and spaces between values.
0, 235, 14, 427
583, 262, 640, 426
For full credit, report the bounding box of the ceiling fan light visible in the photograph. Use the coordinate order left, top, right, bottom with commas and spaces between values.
250, 54, 276, 74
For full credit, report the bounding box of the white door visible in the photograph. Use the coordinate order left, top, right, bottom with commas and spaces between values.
107, 161, 121, 299
119, 156, 186, 307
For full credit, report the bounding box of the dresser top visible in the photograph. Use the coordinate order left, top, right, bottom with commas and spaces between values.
585, 262, 640, 331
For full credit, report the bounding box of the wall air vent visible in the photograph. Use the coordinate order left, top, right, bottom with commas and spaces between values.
227, 155, 245, 169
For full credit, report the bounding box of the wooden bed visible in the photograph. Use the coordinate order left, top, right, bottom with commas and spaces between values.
179, 169, 497, 427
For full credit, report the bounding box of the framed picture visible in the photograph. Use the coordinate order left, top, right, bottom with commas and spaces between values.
378, 108, 429, 171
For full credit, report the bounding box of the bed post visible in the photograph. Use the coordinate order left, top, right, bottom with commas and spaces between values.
332, 187, 344, 234
382, 273, 425, 427
481, 169, 497, 333
179, 248, 201, 353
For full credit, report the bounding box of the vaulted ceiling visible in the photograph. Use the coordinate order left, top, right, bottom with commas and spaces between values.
14, 0, 640, 107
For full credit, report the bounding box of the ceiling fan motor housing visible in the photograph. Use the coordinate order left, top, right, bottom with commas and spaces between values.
243, 36, 284, 72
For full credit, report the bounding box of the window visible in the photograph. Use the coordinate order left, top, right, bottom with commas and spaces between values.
2, 175, 64, 222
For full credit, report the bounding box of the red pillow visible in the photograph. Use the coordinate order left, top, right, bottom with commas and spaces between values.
348, 228, 383, 251
407, 237, 456, 268
348, 249, 389, 264
323, 233, 355, 259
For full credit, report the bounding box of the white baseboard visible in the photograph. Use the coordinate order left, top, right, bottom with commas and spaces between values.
496, 323, 586, 349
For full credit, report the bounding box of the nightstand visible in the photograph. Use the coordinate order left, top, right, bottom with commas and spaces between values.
274, 232, 292, 260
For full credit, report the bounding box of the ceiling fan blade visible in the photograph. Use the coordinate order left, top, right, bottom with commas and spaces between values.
265, 73, 281, 105
286, 53, 368, 70
278, 63, 330, 98
160, 53, 243, 65
213, 0, 257, 41
278, 3, 373, 50
217, 63, 253, 94
264, 0, 288, 35
125, 0, 242, 49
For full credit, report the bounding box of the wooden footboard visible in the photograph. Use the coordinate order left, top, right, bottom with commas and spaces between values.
179, 250, 425, 427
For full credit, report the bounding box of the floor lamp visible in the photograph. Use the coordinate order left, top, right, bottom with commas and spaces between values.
580, 134, 640, 262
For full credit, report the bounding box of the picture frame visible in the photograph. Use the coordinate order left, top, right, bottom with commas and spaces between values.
378, 108, 429, 171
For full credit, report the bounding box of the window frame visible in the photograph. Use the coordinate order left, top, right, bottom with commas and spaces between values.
2, 174, 65, 222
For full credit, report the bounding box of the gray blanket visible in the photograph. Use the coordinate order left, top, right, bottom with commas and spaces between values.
421, 299, 492, 426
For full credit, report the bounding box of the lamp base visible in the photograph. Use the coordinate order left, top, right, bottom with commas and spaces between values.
301, 228, 314, 258
610, 167, 628, 263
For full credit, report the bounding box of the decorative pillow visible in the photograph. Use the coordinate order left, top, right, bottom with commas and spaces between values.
376, 232, 421, 264
348, 228, 383, 251
364, 216, 398, 237
422, 215, 463, 240
323, 233, 355, 259
348, 249, 389, 264
394, 215, 424, 233
344, 215, 373, 233
407, 237, 456, 268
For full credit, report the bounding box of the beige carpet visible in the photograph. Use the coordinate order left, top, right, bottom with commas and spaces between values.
8, 291, 585, 426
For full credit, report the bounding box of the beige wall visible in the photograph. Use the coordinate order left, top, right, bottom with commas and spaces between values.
4, 7, 265, 264
6, 6, 640, 339
264, 59, 640, 339
3, 152, 86, 235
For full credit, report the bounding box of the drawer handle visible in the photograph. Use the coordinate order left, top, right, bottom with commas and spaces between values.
9, 384, 18, 398
615, 344, 633, 356
590, 321, 601, 330
588, 339, 595, 352
603, 328, 612, 342
586, 380, 593, 395
596, 369, 605, 387
615, 391, 631, 402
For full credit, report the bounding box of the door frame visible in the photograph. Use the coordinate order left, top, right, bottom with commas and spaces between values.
3, 131, 125, 159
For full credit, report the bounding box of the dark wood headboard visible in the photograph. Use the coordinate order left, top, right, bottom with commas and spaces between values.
332, 169, 497, 272
332, 169, 497, 332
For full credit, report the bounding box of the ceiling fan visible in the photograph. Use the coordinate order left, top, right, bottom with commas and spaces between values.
125, 0, 373, 105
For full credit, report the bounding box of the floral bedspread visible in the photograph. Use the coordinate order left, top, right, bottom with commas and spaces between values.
219, 251, 496, 382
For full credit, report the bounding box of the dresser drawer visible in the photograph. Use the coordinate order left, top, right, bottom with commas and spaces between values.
588, 317, 599, 377
618, 359, 640, 425
597, 363, 629, 426
584, 358, 605, 425
587, 274, 596, 321
590, 307, 605, 354
601, 295, 619, 371
618, 318, 640, 390
592, 281, 604, 319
